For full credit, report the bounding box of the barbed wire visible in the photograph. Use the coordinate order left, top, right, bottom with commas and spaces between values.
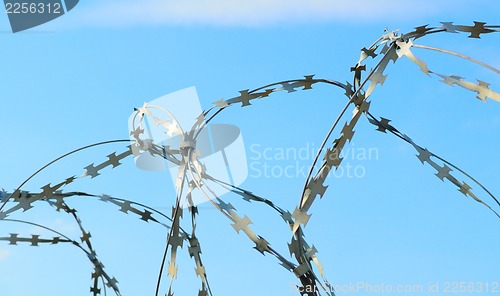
1, 21, 499, 295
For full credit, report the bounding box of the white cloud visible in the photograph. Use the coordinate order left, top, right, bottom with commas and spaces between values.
68, 0, 458, 27
0, 248, 10, 262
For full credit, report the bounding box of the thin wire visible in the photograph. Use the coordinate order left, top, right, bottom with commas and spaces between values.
413, 44, 500, 74
365, 112, 500, 218
2, 218, 75, 243
187, 152, 329, 296
299, 43, 397, 209
0, 139, 132, 213
155, 163, 187, 296
54, 191, 191, 235
193, 79, 346, 141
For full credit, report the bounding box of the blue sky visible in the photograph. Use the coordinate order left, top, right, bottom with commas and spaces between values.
0, 1, 499, 295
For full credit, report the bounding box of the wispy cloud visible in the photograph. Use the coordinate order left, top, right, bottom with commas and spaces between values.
68, 0, 463, 28
0, 248, 10, 262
